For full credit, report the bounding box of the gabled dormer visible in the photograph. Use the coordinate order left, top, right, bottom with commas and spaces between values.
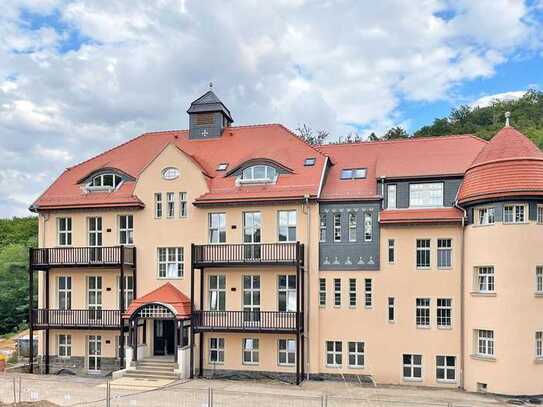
187, 88, 233, 140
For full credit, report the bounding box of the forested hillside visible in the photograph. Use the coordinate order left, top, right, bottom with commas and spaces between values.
0, 217, 38, 335
414, 90, 543, 148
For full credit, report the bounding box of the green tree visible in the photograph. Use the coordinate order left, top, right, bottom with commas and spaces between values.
383, 126, 410, 140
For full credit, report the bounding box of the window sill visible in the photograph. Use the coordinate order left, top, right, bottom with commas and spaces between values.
437, 326, 452, 330
416, 325, 431, 330
326, 365, 342, 369
534, 358, 543, 364
470, 292, 496, 297
242, 362, 259, 366
472, 223, 495, 228
503, 222, 529, 225
535, 292, 543, 298
416, 267, 431, 271
470, 354, 496, 362
403, 378, 423, 383
348, 365, 365, 370
437, 267, 452, 271
209, 362, 224, 366
278, 363, 295, 367
437, 379, 457, 384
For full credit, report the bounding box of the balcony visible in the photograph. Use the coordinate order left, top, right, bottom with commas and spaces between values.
31, 309, 121, 330
30, 246, 136, 269
192, 310, 301, 333
192, 243, 302, 267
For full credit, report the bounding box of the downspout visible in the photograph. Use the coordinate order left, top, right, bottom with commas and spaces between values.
454, 198, 467, 390
303, 194, 310, 380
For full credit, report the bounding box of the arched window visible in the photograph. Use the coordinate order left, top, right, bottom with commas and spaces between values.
87, 173, 123, 190
240, 165, 277, 182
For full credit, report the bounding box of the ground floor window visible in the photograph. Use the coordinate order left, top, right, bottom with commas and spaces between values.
242, 338, 259, 365
58, 334, 71, 358
476, 329, 494, 357
403, 354, 422, 380
536, 331, 543, 359
326, 341, 342, 367
278, 339, 296, 366
88, 335, 101, 372
348, 342, 364, 368
436, 355, 456, 382
209, 337, 224, 364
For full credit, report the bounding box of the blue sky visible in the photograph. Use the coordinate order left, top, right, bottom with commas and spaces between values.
0, 0, 542, 217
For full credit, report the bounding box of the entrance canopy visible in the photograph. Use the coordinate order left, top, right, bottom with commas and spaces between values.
123, 282, 191, 321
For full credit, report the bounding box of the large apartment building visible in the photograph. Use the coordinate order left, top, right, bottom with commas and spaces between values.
28, 90, 543, 396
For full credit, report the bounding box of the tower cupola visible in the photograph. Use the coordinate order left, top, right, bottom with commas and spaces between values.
187, 85, 233, 140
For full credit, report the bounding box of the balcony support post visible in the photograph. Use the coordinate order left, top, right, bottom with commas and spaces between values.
28, 248, 34, 374
119, 246, 125, 369
133, 246, 137, 298
190, 244, 195, 379
296, 242, 301, 385
45, 268, 50, 374
198, 264, 204, 378
300, 243, 305, 381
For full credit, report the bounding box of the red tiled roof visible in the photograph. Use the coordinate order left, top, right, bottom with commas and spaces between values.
380, 208, 464, 224
123, 283, 191, 319
458, 127, 543, 204
32, 124, 327, 210
318, 135, 486, 201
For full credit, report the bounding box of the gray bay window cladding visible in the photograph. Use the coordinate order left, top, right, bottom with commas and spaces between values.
381, 177, 463, 209
319, 202, 380, 271
466, 200, 542, 225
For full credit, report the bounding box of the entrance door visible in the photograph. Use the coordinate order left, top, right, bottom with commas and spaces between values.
243, 275, 261, 323
88, 335, 101, 372
153, 320, 175, 355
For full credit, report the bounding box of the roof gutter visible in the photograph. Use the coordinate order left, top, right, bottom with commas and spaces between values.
454, 195, 467, 391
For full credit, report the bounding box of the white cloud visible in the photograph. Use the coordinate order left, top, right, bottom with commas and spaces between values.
470, 90, 527, 108
0, 0, 541, 216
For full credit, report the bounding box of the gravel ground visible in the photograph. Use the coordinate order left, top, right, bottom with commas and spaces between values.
0, 372, 519, 407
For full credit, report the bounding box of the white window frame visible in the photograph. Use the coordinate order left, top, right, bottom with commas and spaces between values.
348, 212, 357, 242
87, 335, 102, 372
388, 239, 395, 263
437, 298, 452, 328
387, 184, 397, 209
154, 193, 162, 219
364, 212, 372, 242
409, 182, 444, 208
242, 338, 259, 365
436, 355, 456, 383
349, 278, 356, 307
166, 192, 175, 218
477, 207, 495, 225
333, 213, 341, 242
388, 297, 395, 323
278, 339, 296, 366
538, 205, 543, 224
118, 215, 133, 245
278, 210, 297, 242
157, 247, 184, 278
58, 334, 71, 358
57, 276, 72, 310
437, 238, 452, 269
402, 354, 422, 381
209, 275, 226, 311
319, 278, 326, 307
326, 341, 342, 367
536, 266, 543, 294
209, 213, 226, 244
416, 239, 431, 269
278, 275, 297, 312
475, 266, 495, 293
364, 278, 372, 308
240, 165, 277, 183
319, 214, 327, 242
179, 192, 188, 218
209, 337, 224, 364
503, 204, 527, 224
476, 329, 495, 358
416, 298, 431, 328
536, 331, 543, 359
334, 278, 341, 307
348, 342, 364, 369
57, 217, 72, 246
117, 274, 134, 308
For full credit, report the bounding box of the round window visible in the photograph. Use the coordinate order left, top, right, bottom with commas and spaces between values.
162, 167, 180, 180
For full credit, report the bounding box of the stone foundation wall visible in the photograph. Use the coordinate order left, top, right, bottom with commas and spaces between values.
38, 356, 120, 377
203, 368, 297, 384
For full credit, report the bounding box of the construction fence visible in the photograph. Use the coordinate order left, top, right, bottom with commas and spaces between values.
0, 373, 512, 407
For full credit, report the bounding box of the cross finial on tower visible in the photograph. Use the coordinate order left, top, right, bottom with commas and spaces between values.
209, 81, 213, 90
505, 111, 511, 127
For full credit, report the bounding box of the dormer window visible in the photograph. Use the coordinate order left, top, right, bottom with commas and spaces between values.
217, 163, 229, 171
304, 157, 316, 166
87, 173, 123, 190
340, 168, 367, 180
239, 165, 277, 183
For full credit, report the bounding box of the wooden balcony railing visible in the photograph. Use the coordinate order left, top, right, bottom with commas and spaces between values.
30, 246, 135, 269
31, 309, 121, 330
193, 243, 301, 266
192, 310, 301, 333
